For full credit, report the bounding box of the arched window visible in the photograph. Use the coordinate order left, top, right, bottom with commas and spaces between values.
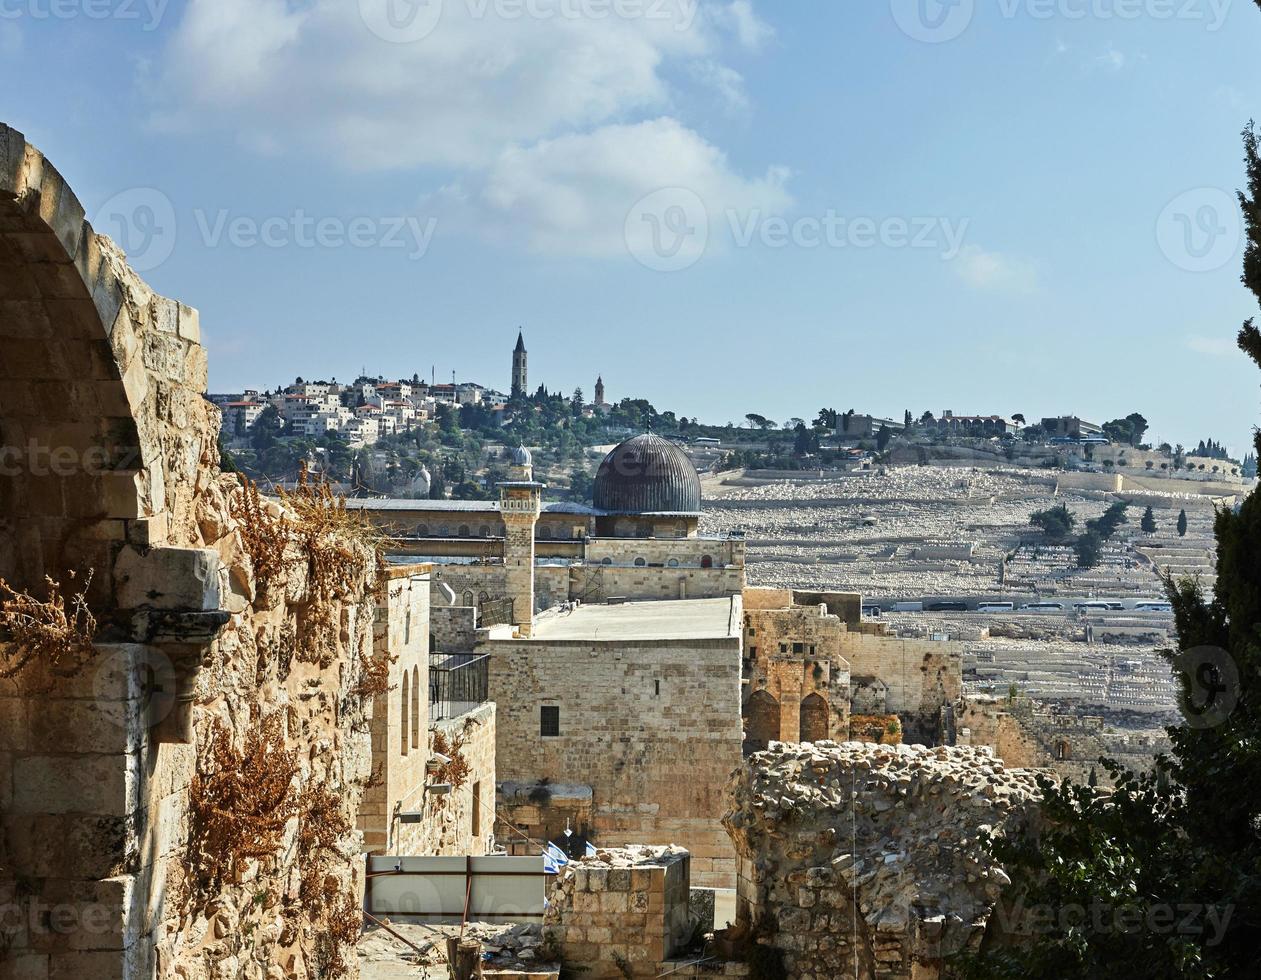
634, 557, 647, 567
401, 672, 410, 756
539, 526, 553, 539
701, 555, 714, 569
440, 524, 451, 536
601, 557, 613, 566
458, 524, 471, 538
416, 523, 429, 537
800, 693, 829, 745
667, 558, 680, 568
743, 690, 781, 752
479, 525, 491, 537
463, 590, 475, 607
478, 591, 490, 605
412, 666, 420, 749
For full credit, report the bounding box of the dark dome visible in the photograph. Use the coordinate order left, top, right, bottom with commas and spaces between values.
593, 434, 702, 515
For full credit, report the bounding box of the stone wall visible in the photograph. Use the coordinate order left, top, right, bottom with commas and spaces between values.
394, 704, 497, 857
481, 632, 743, 887
839, 632, 961, 743
430, 603, 478, 654
359, 566, 432, 854
0, 125, 393, 980
543, 846, 693, 979
723, 741, 1042, 979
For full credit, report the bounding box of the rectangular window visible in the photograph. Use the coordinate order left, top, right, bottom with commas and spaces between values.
792, 642, 805, 654
654, 680, 661, 696
472, 781, 481, 838
540, 705, 560, 737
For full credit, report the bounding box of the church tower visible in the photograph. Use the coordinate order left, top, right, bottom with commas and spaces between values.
511, 329, 528, 398
594, 375, 606, 408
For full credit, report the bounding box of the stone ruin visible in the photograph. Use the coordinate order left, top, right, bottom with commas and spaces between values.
723, 741, 1042, 979
0, 124, 384, 978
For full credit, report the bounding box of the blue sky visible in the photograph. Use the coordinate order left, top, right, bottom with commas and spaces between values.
3, 0, 1260, 454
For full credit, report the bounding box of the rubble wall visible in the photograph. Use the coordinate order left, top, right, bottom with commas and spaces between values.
723, 741, 1042, 979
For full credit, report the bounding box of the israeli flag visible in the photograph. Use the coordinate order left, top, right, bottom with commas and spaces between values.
585, 841, 598, 858
543, 842, 569, 874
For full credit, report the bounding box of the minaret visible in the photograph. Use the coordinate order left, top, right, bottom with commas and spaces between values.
511, 329, 528, 398
594, 375, 605, 408
499, 447, 542, 637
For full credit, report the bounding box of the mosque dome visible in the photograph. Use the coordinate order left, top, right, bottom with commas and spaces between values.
510, 446, 533, 467
593, 434, 702, 515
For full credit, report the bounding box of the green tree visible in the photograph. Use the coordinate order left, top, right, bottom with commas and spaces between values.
1177, 509, 1188, 537
1030, 504, 1076, 542
1073, 530, 1103, 569
1142, 506, 1158, 534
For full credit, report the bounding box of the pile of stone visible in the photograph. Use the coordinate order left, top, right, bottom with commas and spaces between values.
723, 740, 1043, 979
358, 921, 555, 978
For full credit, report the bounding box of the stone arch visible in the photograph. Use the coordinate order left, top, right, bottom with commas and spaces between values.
458, 523, 470, 538
416, 523, 429, 537
701, 554, 714, 569
800, 692, 829, 744
0, 124, 206, 603
743, 689, 780, 751
634, 557, 647, 567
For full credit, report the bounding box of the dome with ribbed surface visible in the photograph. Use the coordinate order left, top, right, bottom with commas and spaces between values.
593, 434, 702, 515
511, 445, 532, 467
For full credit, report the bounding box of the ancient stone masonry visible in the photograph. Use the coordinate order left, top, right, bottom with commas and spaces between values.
723, 741, 1042, 979
0, 125, 390, 980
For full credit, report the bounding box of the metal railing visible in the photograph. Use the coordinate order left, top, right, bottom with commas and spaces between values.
429, 653, 489, 721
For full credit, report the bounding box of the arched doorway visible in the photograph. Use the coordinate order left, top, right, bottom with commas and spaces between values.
743, 690, 781, 752
800, 693, 829, 744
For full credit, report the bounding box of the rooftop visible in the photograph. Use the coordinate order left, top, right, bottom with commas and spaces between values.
529, 596, 740, 641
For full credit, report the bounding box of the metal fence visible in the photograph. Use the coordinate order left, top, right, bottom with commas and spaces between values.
429, 653, 489, 721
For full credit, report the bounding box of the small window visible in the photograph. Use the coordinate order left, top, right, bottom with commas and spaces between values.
458, 524, 471, 538
792, 642, 804, 654
416, 524, 429, 537
472, 781, 482, 838
749, 627, 756, 637
540, 706, 560, 737
654, 679, 661, 696
701, 555, 714, 569
667, 558, 680, 568
779, 643, 788, 653
602, 557, 613, 566
634, 557, 647, 567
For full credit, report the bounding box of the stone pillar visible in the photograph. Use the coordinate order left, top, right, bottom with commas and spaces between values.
499, 482, 542, 637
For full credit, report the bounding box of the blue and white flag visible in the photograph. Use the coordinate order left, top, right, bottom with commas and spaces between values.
543, 842, 569, 874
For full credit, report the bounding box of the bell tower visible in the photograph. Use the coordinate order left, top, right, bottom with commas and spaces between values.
511, 329, 528, 398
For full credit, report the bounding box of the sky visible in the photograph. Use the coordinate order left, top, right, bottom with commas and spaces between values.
3, 0, 1260, 456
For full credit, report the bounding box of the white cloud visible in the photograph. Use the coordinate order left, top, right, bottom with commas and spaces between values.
688, 59, 749, 113
431, 117, 792, 257
153, 0, 762, 171
713, 0, 774, 50
952, 245, 1037, 292
1187, 334, 1235, 357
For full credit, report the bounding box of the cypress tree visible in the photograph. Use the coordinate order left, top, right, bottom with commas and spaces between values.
1178, 509, 1188, 537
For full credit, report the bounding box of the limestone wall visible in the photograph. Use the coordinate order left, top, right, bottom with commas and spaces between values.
543, 846, 693, 979
481, 634, 744, 887
394, 704, 497, 857
839, 633, 961, 743
723, 742, 1042, 979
